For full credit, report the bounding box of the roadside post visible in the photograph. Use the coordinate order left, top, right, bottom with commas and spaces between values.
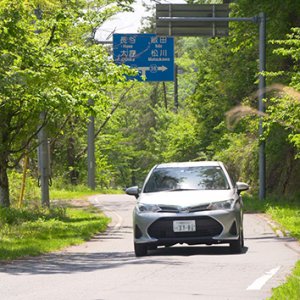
156, 4, 266, 199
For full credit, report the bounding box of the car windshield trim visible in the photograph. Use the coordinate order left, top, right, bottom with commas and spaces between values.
169, 188, 199, 192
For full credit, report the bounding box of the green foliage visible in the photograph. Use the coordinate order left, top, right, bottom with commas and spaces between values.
269, 260, 300, 300
0, 0, 134, 206
213, 132, 258, 185
1, 0, 300, 201
91, 2, 300, 195
8, 170, 40, 206
186, 2, 300, 196
243, 194, 300, 300
0, 206, 66, 226
49, 178, 123, 199
267, 205, 300, 240
265, 28, 300, 159
0, 205, 110, 260
243, 195, 300, 240
147, 107, 199, 162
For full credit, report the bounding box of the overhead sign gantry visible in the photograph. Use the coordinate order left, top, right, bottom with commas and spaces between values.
155, 3, 266, 200
156, 4, 229, 37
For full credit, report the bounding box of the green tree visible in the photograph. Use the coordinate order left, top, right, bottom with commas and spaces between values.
267, 28, 300, 155
188, 0, 300, 194
262, 28, 300, 194
0, 0, 133, 207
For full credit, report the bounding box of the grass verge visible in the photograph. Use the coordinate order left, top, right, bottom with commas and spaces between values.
270, 261, 300, 300
50, 185, 123, 201
243, 195, 300, 300
0, 204, 110, 261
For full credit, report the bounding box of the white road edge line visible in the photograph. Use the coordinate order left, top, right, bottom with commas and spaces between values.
246, 266, 281, 291
104, 207, 123, 230
90, 198, 123, 230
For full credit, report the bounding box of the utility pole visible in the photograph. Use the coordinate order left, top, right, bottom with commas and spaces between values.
38, 112, 50, 207
258, 12, 266, 200
87, 99, 96, 190
87, 40, 113, 190
35, 7, 50, 207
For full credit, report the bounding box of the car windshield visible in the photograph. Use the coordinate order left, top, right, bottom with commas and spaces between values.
143, 166, 230, 193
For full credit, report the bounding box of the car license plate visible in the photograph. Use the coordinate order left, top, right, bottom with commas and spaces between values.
173, 220, 196, 232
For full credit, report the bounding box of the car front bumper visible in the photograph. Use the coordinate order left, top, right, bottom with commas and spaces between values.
133, 208, 242, 246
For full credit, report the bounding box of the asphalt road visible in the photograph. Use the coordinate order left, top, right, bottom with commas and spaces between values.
0, 194, 299, 300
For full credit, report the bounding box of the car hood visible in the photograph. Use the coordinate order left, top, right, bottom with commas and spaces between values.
139, 190, 235, 207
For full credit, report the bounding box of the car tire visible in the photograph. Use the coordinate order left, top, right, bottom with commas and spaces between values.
230, 229, 244, 254
134, 243, 148, 257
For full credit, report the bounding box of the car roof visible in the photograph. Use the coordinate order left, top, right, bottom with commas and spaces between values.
155, 161, 223, 169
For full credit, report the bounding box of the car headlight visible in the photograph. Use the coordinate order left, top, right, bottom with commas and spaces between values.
136, 203, 161, 213
209, 199, 234, 210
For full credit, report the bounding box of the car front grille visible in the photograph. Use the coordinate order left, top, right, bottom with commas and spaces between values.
148, 216, 223, 239
158, 204, 211, 213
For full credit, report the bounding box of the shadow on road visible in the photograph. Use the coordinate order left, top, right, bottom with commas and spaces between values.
0, 245, 248, 276
0, 250, 180, 276
149, 245, 249, 256
246, 235, 296, 242
2, 233, 295, 276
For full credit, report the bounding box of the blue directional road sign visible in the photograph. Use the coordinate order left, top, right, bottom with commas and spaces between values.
113, 33, 174, 82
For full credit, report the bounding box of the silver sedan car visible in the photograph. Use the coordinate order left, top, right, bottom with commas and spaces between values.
126, 161, 249, 256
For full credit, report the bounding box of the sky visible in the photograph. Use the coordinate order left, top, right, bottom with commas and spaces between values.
96, 0, 186, 41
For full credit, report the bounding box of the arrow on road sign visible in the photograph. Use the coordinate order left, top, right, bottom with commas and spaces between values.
137, 65, 168, 76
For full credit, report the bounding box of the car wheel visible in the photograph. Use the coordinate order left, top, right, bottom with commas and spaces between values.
230, 229, 244, 254
134, 243, 148, 257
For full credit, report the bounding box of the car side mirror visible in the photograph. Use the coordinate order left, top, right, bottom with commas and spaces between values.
125, 186, 140, 198
236, 182, 249, 194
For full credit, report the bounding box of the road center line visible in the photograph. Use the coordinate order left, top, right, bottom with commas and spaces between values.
246, 266, 281, 290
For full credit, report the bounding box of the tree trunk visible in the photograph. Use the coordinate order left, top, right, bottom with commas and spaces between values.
0, 157, 10, 207
67, 136, 79, 185
282, 148, 295, 195
162, 82, 168, 110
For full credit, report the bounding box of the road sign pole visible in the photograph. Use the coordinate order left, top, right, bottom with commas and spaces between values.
174, 64, 179, 112
258, 12, 266, 200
